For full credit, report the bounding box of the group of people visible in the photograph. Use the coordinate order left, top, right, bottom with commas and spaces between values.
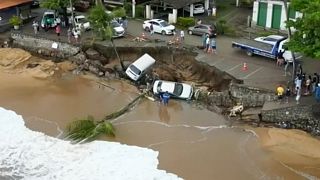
276, 70, 320, 104
202, 34, 217, 54
32, 19, 81, 44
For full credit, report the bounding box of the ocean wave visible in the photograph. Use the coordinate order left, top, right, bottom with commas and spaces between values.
0, 107, 182, 180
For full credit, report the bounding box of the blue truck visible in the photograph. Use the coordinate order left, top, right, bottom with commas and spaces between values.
231, 35, 299, 62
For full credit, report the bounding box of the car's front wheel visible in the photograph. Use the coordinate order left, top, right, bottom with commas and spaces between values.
161, 30, 166, 35
144, 26, 150, 32
188, 30, 193, 35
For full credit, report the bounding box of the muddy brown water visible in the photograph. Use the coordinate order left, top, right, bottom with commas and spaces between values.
0, 71, 316, 180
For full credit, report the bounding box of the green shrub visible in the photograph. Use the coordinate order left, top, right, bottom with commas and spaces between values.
9, 15, 22, 26
176, 17, 195, 28
216, 4, 227, 10
216, 19, 227, 35
113, 7, 126, 18
135, 5, 145, 18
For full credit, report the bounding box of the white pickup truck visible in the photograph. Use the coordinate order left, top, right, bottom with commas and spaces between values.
232, 35, 301, 62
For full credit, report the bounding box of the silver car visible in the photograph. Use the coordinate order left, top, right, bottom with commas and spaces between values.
188, 24, 217, 37
111, 20, 125, 38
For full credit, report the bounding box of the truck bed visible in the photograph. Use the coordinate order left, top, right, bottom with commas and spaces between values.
232, 38, 274, 52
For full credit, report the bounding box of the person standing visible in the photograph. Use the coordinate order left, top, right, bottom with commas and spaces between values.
180, 30, 184, 42
276, 85, 284, 103
285, 86, 291, 103
210, 38, 217, 54
295, 86, 301, 104
315, 83, 320, 102
205, 35, 210, 53
162, 91, 170, 106
197, 19, 202, 25
122, 17, 128, 34
32, 21, 39, 35
276, 50, 285, 66
55, 24, 61, 37
295, 75, 302, 94
305, 75, 312, 95
150, 24, 154, 36
296, 64, 303, 77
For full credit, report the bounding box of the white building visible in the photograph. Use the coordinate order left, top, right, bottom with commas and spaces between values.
251, 0, 302, 31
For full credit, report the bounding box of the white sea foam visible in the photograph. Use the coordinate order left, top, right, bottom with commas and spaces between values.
0, 107, 182, 180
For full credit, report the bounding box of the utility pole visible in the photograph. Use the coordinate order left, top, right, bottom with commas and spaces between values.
70, 0, 75, 27
283, 0, 296, 82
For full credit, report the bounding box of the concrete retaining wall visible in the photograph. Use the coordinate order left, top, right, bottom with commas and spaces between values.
261, 104, 320, 135
11, 33, 80, 59
204, 83, 277, 107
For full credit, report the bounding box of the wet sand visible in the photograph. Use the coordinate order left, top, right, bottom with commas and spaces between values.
1, 48, 320, 179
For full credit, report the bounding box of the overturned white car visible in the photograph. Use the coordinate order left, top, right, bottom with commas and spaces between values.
152, 80, 193, 100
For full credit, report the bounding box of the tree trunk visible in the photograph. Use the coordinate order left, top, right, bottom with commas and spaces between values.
96, 0, 103, 5
62, 7, 69, 27
283, 0, 296, 82
111, 38, 125, 71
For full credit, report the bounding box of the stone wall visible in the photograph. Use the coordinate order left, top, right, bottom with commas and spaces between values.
11, 33, 80, 59
203, 83, 277, 108
229, 83, 277, 107
261, 104, 320, 135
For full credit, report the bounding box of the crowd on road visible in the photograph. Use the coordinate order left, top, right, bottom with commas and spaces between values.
276, 66, 320, 104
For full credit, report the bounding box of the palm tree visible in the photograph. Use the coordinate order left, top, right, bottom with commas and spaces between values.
88, 4, 125, 71
66, 93, 146, 143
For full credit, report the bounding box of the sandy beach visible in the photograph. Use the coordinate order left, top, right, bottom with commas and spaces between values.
254, 127, 320, 178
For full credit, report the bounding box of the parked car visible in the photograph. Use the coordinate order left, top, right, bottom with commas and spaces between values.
184, 3, 205, 14
142, 19, 175, 35
41, 11, 57, 28
74, 15, 90, 31
126, 53, 156, 81
153, 80, 194, 100
74, 1, 91, 12
188, 24, 217, 37
31, 0, 40, 8
111, 20, 125, 38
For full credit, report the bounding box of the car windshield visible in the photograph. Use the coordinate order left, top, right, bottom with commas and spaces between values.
45, 14, 54, 19
160, 21, 169, 27
157, 81, 163, 92
111, 21, 121, 27
77, 18, 87, 23
129, 65, 141, 75
173, 83, 183, 96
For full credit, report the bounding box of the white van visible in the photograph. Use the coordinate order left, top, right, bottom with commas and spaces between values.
125, 53, 156, 81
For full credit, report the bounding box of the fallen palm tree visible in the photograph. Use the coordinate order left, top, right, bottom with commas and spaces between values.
66, 93, 146, 143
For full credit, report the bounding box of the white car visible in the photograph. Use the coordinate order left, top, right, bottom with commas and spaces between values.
142, 19, 175, 35
74, 15, 91, 31
185, 3, 205, 14
41, 11, 57, 28
153, 80, 194, 100
111, 20, 125, 38
254, 35, 286, 45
